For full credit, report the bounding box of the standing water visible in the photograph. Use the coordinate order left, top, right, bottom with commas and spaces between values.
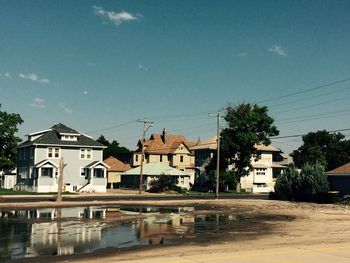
0, 205, 293, 261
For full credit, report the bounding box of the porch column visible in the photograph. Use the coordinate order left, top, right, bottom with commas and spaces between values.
38, 168, 42, 178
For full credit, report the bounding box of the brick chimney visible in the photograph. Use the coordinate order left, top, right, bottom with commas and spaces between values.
162, 128, 167, 144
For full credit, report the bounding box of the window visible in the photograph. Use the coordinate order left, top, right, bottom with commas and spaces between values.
135, 154, 139, 162
180, 155, 184, 163
81, 168, 89, 177
42, 168, 53, 177
19, 167, 28, 179
48, 147, 60, 158
256, 168, 266, 175
94, 169, 103, 178
160, 155, 163, 162
80, 149, 92, 159
61, 135, 78, 141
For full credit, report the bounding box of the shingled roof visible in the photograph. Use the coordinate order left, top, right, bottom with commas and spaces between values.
104, 156, 131, 172
18, 123, 105, 148
326, 163, 350, 175
137, 129, 196, 154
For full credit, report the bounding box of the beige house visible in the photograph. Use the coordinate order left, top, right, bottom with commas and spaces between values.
240, 144, 287, 193
133, 129, 196, 184
104, 156, 131, 189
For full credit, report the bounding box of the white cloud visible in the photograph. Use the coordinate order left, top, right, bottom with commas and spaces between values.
138, 64, 149, 71
30, 98, 45, 108
4, 72, 11, 78
268, 45, 287, 56
83, 90, 88, 95
237, 52, 248, 57
93, 6, 141, 26
19, 73, 50, 84
59, 103, 72, 113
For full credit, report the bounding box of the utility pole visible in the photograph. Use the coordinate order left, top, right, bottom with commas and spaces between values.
137, 119, 154, 194
57, 157, 64, 202
209, 112, 221, 199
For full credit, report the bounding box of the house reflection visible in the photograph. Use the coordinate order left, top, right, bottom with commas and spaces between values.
0, 207, 106, 257
132, 207, 195, 245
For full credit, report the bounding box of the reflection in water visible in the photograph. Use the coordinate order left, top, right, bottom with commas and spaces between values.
0, 206, 293, 261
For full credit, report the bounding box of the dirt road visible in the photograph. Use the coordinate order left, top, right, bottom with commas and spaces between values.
7, 198, 350, 263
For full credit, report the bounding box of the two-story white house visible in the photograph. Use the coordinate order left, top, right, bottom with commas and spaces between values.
240, 144, 287, 193
16, 123, 109, 193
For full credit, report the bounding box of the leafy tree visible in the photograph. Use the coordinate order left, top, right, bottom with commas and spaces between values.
0, 105, 23, 170
218, 103, 279, 188
97, 135, 110, 146
97, 135, 130, 159
292, 130, 350, 171
272, 163, 329, 202
148, 175, 180, 193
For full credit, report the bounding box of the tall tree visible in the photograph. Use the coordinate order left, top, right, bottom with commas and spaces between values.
97, 135, 110, 146
292, 130, 350, 171
97, 135, 130, 159
0, 105, 23, 170
219, 103, 279, 184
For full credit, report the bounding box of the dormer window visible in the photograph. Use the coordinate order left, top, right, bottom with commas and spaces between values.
61, 135, 78, 141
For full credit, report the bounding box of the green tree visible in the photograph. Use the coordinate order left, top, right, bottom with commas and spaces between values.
291, 130, 350, 171
97, 135, 130, 159
0, 105, 23, 170
273, 163, 329, 202
219, 103, 279, 188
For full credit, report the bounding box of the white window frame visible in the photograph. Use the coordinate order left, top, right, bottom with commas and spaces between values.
80, 148, 92, 160
47, 147, 60, 159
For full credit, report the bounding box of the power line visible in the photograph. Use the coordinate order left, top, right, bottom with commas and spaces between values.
268, 85, 350, 108
271, 128, 350, 139
256, 77, 350, 104
85, 120, 138, 134
271, 95, 350, 115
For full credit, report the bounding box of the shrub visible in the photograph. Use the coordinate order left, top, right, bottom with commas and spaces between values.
148, 175, 181, 193
272, 163, 329, 202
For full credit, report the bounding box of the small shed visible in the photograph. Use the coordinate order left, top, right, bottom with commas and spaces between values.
121, 163, 191, 190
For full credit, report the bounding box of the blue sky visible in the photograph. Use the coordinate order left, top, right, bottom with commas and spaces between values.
1, 0, 350, 153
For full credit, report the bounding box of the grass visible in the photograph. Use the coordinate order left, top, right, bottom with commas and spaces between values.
0, 188, 74, 195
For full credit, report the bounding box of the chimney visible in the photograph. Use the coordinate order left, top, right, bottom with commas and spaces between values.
162, 128, 167, 144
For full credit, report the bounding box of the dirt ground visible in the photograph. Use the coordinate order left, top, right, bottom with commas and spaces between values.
5, 198, 350, 263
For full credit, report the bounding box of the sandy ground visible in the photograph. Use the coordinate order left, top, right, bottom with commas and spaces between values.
5, 198, 350, 263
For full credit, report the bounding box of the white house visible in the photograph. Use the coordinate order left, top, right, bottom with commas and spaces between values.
240, 144, 288, 193
16, 123, 109, 193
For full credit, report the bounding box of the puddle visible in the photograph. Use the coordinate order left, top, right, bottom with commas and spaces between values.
0, 205, 293, 261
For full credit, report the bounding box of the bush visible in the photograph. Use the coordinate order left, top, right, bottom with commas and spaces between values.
272, 163, 329, 202
148, 175, 181, 193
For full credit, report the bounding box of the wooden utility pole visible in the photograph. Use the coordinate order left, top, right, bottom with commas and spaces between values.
209, 112, 221, 199
56, 157, 64, 202
137, 119, 153, 194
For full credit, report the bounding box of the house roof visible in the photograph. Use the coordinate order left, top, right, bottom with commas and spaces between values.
138, 130, 196, 155
326, 162, 350, 175
190, 136, 217, 150
18, 123, 105, 148
255, 144, 281, 152
85, 161, 110, 169
122, 163, 189, 176
104, 156, 131, 172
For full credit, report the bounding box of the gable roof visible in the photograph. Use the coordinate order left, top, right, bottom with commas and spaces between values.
104, 156, 131, 172
138, 130, 196, 155
122, 163, 189, 176
18, 123, 105, 148
326, 162, 350, 175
